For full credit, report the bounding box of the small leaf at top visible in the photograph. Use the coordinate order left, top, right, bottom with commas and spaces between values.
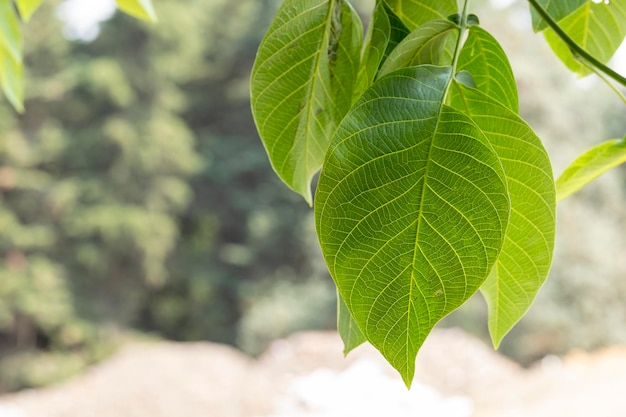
543, 0, 626, 76
449, 83, 555, 347
355, 1, 410, 110
337, 291, 366, 355
557, 137, 626, 201
377, 19, 458, 78
251, 0, 362, 204
530, 0, 587, 32
383, 0, 457, 30
15, 0, 43, 22
116, 0, 158, 22
315, 65, 510, 387
457, 26, 518, 113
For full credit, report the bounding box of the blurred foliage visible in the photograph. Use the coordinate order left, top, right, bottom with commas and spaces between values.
0, 0, 339, 391
0, 0, 625, 391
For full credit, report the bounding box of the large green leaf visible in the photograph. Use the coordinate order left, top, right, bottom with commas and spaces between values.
383, 0, 457, 30
315, 65, 510, 387
116, 0, 158, 22
449, 84, 555, 347
377, 19, 458, 78
15, 0, 44, 22
457, 26, 518, 113
557, 137, 626, 201
355, 0, 409, 99
530, 0, 587, 32
0, 2, 23, 112
543, 0, 626, 76
251, 0, 362, 204
337, 291, 366, 355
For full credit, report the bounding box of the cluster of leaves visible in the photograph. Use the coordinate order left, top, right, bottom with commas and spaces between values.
0, 0, 156, 112
251, 0, 626, 386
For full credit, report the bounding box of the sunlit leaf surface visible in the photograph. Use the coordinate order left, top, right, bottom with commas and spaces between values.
116, 0, 158, 22
557, 137, 626, 201
15, 0, 44, 22
543, 0, 626, 76
251, 0, 362, 203
449, 84, 555, 347
316, 65, 509, 386
530, 0, 587, 32
383, 0, 457, 30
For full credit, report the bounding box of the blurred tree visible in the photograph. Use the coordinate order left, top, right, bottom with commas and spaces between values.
0, 0, 339, 390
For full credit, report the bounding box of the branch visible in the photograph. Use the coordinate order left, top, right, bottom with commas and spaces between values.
528, 0, 626, 89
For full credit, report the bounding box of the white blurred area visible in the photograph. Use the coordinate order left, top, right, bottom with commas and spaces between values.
266, 360, 473, 417
56, 0, 116, 41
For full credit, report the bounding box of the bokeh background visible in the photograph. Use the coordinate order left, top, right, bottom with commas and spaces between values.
0, 0, 625, 393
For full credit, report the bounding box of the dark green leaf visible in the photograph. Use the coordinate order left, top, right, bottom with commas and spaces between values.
315, 65, 510, 387
557, 137, 626, 201
251, 0, 362, 204
449, 83, 555, 347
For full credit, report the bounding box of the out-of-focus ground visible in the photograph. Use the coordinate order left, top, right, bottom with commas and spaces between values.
1, 329, 625, 417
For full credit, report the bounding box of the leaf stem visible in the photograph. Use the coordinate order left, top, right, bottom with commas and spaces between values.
527, 0, 626, 90
450, 0, 471, 74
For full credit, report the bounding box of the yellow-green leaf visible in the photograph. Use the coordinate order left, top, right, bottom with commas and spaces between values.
543, 0, 626, 76
15, 0, 44, 22
0, 49, 24, 112
116, 0, 158, 22
557, 137, 626, 201
0, 1, 23, 111
449, 83, 555, 347
530, 0, 587, 32
0, 1, 22, 63
383, 0, 457, 30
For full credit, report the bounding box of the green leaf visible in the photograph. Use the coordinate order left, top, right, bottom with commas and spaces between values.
449, 83, 555, 347
543, 0, 626, 76
0, 2, 23, 111
377, 19, 458, 78
116, 0, 158, 22
383, 0, 458, 30
315, 65, 510, 387
337, 290, 366, 355
530, 0, 587, 32
15, 0, 43, 22
556, 137, 626, 201
355, 1, 409, 99
0, 1, 22, 63
251, 0, 362, 204
458, 26, 518, 113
